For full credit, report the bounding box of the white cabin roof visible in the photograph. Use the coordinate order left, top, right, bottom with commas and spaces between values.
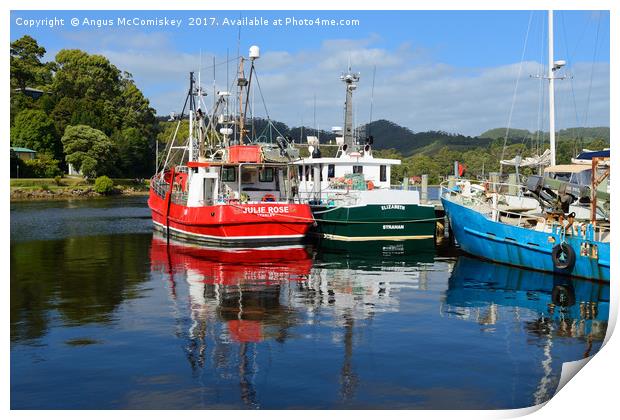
293, 157, 401, 166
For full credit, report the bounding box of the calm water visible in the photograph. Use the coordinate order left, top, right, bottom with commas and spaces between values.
10, 197, 609, 409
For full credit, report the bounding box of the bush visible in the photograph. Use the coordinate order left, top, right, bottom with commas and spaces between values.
20, 154, 62, 178
94, 176, 114, 195
54, 175, 63, 186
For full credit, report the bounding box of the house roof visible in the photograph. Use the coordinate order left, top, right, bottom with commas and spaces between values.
11, 147, 36, 153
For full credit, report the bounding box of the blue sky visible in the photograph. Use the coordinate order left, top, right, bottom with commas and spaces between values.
10, 10, 610, 136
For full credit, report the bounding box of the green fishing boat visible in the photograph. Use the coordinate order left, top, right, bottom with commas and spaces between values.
292, 67, 436, 242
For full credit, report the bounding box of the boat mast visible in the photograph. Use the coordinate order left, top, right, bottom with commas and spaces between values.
188, 72, 197, 162
341, 66, 360, 152
238, 58, 246, 145
548, 10, 556, 167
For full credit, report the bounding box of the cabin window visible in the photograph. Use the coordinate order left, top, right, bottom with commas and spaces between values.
222, 167, 236, 182
259, 167, 274, 182
380, 165, 387, 182
328, 164, 335, 178
353, 165, 363, 174
304, 165, 311, 181
241, 169, 255, 184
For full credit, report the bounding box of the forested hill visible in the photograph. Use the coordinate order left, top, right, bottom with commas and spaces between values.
360, 119, 610, 156
358, 119, 514, 156
479, 127, 610, 142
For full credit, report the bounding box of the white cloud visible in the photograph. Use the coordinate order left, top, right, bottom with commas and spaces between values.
57, 31, 610, 137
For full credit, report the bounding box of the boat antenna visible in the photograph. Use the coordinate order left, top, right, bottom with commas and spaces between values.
226, 48, 230, 119
313, 94, 317, 138
213, 55, 216, 109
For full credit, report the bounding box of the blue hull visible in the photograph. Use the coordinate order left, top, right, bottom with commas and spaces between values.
441, 197, 610, 282
446, 256, 609, 323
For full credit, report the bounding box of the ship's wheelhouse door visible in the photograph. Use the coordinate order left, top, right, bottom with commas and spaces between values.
202, 174, 218, 206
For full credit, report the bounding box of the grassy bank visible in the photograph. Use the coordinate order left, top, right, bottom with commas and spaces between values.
10, 176, 149, 201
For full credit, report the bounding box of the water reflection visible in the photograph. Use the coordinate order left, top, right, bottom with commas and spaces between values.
11, 233, 151, 343
150, 236, 438, 407
11, 196, 610, 409
443, 255, 609, 404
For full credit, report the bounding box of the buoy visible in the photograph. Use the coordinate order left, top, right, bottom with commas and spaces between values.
261, 193, 277, 202
367, 180, 375, 190
551, 243, 576, 270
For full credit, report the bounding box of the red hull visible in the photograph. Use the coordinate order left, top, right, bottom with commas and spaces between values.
150, 235, 313, 285
148, 186, 314, 244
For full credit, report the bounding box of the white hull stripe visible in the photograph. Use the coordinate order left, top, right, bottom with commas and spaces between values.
153, 221, 305, 241
319, 233, 434, 242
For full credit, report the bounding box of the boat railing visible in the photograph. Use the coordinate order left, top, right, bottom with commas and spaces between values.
171, 191, 188, 205
151, 177, 169, 199
297, 189, 359, 207
440, 179, 547, 226
440, 180, 612, 240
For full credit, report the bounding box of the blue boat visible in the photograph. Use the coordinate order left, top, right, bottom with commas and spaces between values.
440, 11, 610, 282
441, 180, 610, 282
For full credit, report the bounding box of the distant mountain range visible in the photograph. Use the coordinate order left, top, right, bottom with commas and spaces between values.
157, 116, 609, 156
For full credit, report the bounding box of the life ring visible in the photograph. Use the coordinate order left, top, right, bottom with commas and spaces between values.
261, 193, 277, 202
551, 243, 576, 271
367, 180, 375, 190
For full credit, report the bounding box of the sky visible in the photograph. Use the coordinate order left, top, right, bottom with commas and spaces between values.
10, 10, 610, 136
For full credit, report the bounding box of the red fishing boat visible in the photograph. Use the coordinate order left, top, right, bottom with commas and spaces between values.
148, 46, 313, 245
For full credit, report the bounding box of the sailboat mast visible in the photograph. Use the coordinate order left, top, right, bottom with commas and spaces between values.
548, 10, 556, 166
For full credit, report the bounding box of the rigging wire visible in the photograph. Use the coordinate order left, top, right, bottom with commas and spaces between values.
368, 65, 376, 138
500, 11, 534, 168
584, 13, 601, 129
193, 55, 241, 73
535, 12, 546, 157
251, 68, 271, 120
560, 12, 582, 132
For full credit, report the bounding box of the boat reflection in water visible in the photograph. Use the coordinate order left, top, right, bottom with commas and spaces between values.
150, 232, 312, 341
149, 234, 437, 407
442, 255, 608, 404
151, 234, 313, 407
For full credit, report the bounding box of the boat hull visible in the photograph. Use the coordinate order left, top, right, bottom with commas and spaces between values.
441, 197, 610, 282
148, 188, 314, 245
310, 203, 436, 242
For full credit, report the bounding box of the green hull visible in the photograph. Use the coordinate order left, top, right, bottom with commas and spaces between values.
310, 204, 436, 241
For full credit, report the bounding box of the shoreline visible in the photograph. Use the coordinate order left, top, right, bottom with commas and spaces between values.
10, 187, 149, 202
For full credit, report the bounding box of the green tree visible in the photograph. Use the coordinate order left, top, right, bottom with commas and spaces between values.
11, 109, 60, 159
407, 154, 442, 184
10, 35, 52, 91
61, 125, 116, 178
21, 153, 63, 178
53, 49, 121, 103
112, 127, 153, 177
51, 49, 158, 176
